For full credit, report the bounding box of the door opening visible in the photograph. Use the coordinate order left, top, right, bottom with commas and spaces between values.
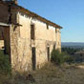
32, 47, 36, 70
47, 47, 50, 61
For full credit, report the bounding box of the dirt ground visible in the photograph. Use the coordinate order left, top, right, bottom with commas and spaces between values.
1, 63, 84, 84
31, 63, 84, 84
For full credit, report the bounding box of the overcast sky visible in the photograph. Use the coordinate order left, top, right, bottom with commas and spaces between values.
18, 0, 84, 42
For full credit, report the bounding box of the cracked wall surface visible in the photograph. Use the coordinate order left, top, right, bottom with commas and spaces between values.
9, 12, 61, 72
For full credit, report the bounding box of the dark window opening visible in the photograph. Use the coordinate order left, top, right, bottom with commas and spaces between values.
47, 24, 49, 29
53, 44, 56, 50
47, 47, 50, 61
31, 24, 35, 40
32, 47, 36, 70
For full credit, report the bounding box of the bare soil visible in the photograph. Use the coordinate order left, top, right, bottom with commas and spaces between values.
1, 63, 84, 84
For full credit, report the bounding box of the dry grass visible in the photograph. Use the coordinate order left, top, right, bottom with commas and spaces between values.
1, 63, 84, 84
31, 63, 84, 84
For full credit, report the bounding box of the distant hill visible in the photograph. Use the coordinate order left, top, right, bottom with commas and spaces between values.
61, 42, 84, 49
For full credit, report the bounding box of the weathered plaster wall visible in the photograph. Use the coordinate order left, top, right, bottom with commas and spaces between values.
56, 28, 61, 51
10, 13, 32, 72
34, 19, 56, 68
10, 12, 61, 72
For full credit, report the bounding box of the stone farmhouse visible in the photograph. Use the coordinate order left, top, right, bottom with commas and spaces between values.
0, 0, 62, 72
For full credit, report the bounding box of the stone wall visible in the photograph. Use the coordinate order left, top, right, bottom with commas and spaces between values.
56, 28, 61, 52
10, 12, 61, 72
0, 3, 62, 72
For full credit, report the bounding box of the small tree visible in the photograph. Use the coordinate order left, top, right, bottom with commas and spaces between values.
51, 49, 71, 65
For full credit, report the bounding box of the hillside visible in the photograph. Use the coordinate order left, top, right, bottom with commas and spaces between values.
62, 42, 84, 48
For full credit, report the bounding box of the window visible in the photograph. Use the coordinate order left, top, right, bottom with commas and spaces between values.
53, 44, 56, 50
31, 24, 35, 40
47, 24, 49, 29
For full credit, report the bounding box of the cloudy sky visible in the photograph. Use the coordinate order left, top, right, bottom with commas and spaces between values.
18, 0, 84, 42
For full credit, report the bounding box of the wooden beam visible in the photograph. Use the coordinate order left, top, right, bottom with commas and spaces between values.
0, 22, 22, 27
0, 22, 9, 27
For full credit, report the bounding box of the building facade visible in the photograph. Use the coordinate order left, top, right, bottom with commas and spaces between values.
0, 0, 62, 72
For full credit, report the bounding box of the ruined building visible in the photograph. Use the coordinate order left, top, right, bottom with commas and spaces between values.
0, 0, 62, 72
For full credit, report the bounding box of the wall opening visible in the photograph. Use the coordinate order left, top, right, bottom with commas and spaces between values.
31, 24, 35, 40
0, 26, 11, 72
47, 47, 50, 61
0, 27, 10, 59
53, 44, 56, 50
32, 47, 36, 70
46, 24, 49, 29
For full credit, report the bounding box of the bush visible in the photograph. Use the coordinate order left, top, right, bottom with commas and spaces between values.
0, 50, 11, 74
51, 49, 71, 65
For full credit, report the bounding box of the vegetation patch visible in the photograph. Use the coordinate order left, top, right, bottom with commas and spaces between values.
51, 49, 73, 65
0, 50, 11, 74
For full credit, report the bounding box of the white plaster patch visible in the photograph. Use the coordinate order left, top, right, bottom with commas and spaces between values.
49, 25, 55, 30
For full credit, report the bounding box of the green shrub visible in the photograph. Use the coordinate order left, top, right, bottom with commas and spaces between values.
51, 49, 71, 65
0, 50, 11, 74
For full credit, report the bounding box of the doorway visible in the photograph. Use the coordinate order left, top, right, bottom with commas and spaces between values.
47, 47, 50, 61
32, 47, 36, 70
